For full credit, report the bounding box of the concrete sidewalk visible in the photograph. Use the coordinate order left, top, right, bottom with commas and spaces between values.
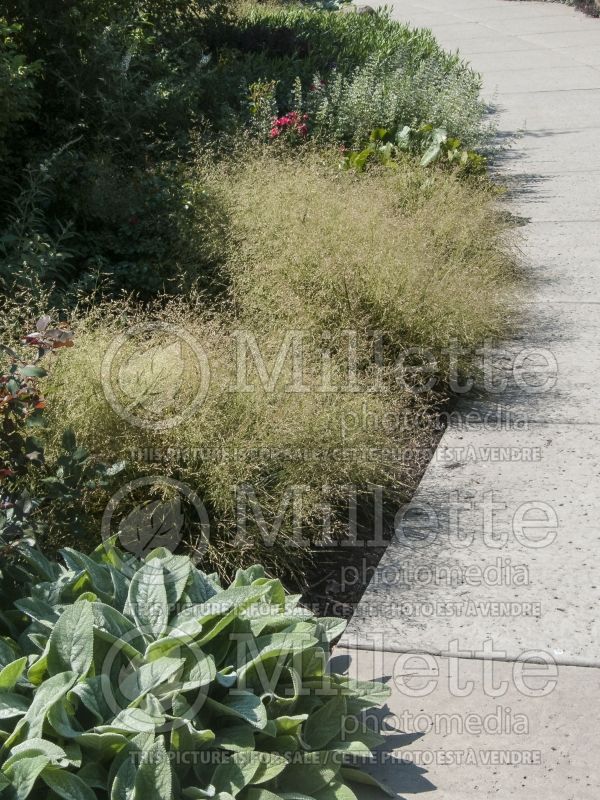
339, 1, 600, 797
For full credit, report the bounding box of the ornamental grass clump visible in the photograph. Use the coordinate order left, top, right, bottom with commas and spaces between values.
0, 541, 392, 800
213, 149, 519, 380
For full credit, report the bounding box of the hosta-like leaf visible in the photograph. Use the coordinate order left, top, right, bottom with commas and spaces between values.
279, 758, 340, 796
303, 696, 346, 751
42, 765, 98, 800
120, 656, 184, 706
0, 658, 28, 691
64, 742, 83, 768
4, 739, 68, 770
111, 754, 137, 800
15, 544, 58, 582
313, 619, 346, 645
0, 639, 20, 668
108, 566, 130, 612
3, 670, 75, 750
47, 697, 84, 738
91, 603, 145, 658
144, 619, 202, 661
134, 736, 172, 800
206, 692, 267, 730
314, 780, 358, 800
170, 720, 215, 754
243, 790, 284, 800
325, 741, 373, 758
61, 549, 114, 601
0, 692, 29, 719
182, 569, 220, 605
246, 753, 288, 785
14, 597, 59, 628
213, 725, 255, 753
339, 768, 394, 797
70, 675, 115, 723
182, 789, 216, 800
1, 543, 395, 800
2, 754, 50, 800
144, 548, 191, 607
26, 639, 50, 685
96, 707, 158, 735
232, 566, 265, 588
177, 650, 216, 693
126, 561, 169, 640
274, 715, 307, 735
74, 732, 130, 755
47, 602, 94, 677
212, 760, 253, 797
77, 762, 108, 790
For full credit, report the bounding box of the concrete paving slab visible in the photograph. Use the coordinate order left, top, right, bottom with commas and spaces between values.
565, 45, 600, 68
467, 48, 580, 72
493, 90, 600, 131
456, 301, 600, 424
448, 2, 579, 20
417, 0, 533, 9
331, 649, 600, 800
495, 128, 600, 173
503, 168, 600, 222
415, 0, 508, 9
483, 65, 600, 95
343, 1, 600, 796
419, 21, 506, 40
481, 13, 594, 35
514, 220, 600, 302
520, 29, 600, 49
392, 11, 466, 28
339, 424, 600, 662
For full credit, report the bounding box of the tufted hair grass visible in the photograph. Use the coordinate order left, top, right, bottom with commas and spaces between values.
40, 148, 520, 580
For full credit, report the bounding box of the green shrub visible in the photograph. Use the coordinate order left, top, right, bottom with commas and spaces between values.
0, 317, 126, 553
0, 540, 393, 800
0, 153, 230, 301
0, 0, 235, 301
0, 20, 40, 174
0, 1, 492, 304
218, 6, 490, 148
305, 56, 489, 148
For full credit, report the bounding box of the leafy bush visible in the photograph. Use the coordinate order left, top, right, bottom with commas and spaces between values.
0, 540, 392, 800
0, 0, 234, 301
0, 152, 230, 301
305, 55, 489, 149
1, 317, 125, 552
340, 126, 486, 176
0, 1, 491, 303
204, 6, 490, 148
0, 20, 39, 167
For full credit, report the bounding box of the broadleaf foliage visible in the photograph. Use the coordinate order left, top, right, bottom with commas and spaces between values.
0, 542, 392, 800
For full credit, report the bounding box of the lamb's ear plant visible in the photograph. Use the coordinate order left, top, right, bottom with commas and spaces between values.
0, 541, 393, 800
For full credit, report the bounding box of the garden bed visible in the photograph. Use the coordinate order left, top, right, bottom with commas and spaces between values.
0, 3, 525, 795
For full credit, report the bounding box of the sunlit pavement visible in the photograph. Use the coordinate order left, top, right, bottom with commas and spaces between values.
338, 1, 600, 797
